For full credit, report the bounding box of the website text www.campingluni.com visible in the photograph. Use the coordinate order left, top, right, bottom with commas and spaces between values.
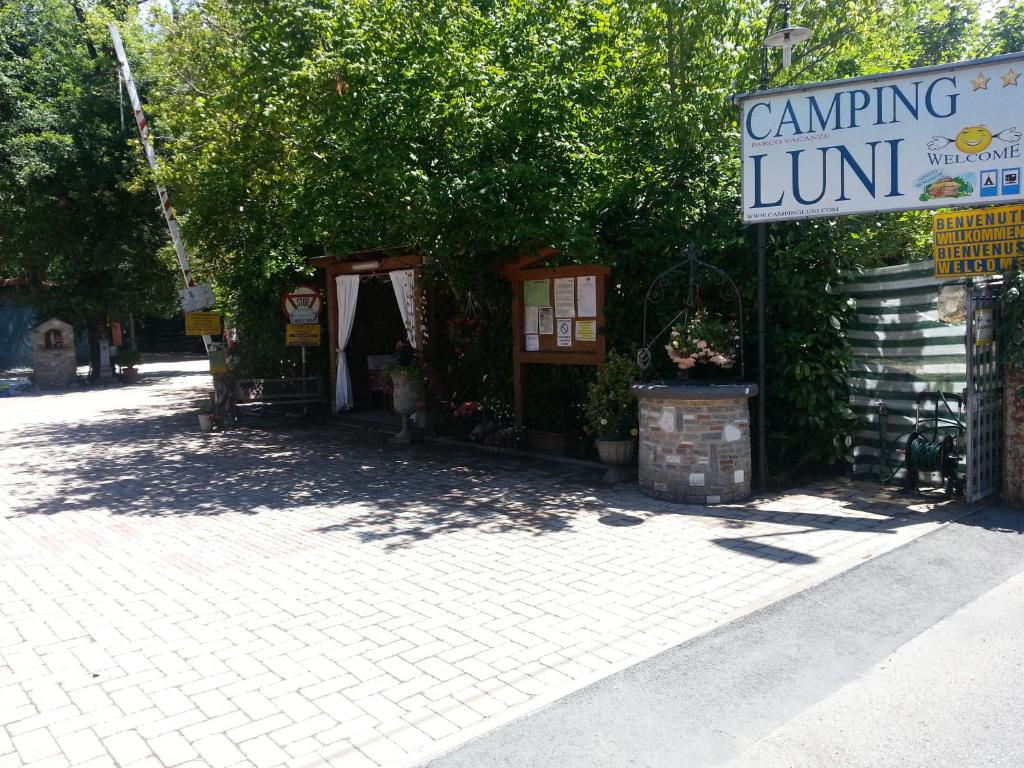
745, 206, 840, 220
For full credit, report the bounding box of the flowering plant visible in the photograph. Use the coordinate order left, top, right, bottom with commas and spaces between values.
385, 339, 423, 379
584, 352, 638, 440
453, 401, 482, 419
468, 397, 523, 448
665, 310, 737, 372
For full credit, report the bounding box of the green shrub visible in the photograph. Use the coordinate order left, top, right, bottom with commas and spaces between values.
584, 352, 638, 440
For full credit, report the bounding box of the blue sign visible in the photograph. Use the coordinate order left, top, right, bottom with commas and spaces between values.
980, 169, 999, 197
1003, 167, 1021, 196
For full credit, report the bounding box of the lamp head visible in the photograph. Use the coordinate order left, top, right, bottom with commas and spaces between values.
763, 25, 812, 68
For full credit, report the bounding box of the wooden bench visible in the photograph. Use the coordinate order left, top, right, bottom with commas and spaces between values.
234, 377, 326, 415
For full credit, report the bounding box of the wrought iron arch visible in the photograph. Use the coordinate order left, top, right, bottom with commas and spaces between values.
637, 244, 746, 381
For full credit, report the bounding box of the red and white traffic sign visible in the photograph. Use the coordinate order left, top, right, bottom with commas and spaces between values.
282, 285, 322, 324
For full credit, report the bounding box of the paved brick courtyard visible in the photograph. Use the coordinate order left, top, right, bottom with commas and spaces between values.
0, 360, 968, 768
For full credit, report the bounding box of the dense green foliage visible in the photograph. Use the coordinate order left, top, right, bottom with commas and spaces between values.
0, 1, 177, 371
135, 0, 1008, 480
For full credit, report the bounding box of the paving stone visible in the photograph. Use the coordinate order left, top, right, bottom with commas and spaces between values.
0, 360, 965, 768
148, 731, 199, 766
193, 734, 245, 768
55, 729, 107, 763
236, 734, 289, 768
103, 731, 151, 765
12, 728, 61, 763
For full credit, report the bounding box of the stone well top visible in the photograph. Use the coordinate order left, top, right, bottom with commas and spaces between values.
632, 381, 759, 400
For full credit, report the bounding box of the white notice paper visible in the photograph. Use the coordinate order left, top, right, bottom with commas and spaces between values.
554, 278, 575, 318
576, 276, 597, 317
179, 283, 216, 313
524, 306, 539, 335
525, 334, 540, 352
538, 307, 554, 335
556, 318, 572, 347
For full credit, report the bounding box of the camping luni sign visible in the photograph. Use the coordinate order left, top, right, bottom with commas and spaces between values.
731, 53, 1024, 223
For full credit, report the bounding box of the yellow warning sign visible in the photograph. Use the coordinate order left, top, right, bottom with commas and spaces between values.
286, 324, 321, 347
184, 311, 221, 336
208, 342, 229, 374
933, 203, 1024, 277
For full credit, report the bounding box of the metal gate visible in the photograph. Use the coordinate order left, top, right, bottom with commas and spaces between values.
966, 284, 1003, 503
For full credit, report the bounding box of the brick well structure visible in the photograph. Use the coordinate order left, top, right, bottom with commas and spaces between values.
633, 382, 758, 504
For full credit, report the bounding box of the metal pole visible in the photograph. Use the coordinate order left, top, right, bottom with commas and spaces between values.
756, 221, 767, 491
755, 40, 770, 493
108, 24, 211, 355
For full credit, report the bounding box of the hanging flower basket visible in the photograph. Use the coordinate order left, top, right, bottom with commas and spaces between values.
665, 310, 738, 374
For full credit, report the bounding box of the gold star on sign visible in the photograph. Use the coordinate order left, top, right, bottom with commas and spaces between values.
1002, 68, 1021, 87
971, 72, 990, 91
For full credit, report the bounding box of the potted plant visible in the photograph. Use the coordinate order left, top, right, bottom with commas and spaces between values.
386, 339, 424, 444
197, 396, 217, 432
584, 352, 639, 483
116, 348, 142, 383
664, 309, 737, 377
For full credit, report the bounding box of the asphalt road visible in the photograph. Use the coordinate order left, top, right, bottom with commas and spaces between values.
422, 502, 1024, 768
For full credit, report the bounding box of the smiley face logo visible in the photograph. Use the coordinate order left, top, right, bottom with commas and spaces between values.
928, 125, 1021, 152
954, 125, 993, 153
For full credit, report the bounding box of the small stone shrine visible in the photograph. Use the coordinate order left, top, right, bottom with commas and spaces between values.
29, 318, 77, 388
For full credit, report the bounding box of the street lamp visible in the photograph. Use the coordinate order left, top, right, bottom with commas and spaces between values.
764, 20, 813, 71
754, 3, 812, 492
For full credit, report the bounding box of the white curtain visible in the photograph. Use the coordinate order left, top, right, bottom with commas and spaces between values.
334, 274, 360, 412
389, 269, 418, 348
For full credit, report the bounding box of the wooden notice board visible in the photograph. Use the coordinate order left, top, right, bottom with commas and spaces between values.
501, 249, 610, 426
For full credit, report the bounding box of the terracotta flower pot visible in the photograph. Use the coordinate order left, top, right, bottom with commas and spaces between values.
595, 438, 637, 484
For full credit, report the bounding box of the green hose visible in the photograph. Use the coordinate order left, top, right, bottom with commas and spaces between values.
908, 433, 946, 472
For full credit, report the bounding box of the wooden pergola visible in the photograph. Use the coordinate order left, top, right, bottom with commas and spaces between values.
309, 246, 426, 411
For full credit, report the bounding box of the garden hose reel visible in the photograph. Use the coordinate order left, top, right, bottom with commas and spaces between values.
877, 391, 965, 496
901, 391, 965, 496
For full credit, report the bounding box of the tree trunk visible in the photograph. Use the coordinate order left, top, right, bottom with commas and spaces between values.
89, 314, 106, 380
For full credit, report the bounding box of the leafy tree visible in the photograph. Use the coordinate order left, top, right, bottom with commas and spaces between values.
977, 0, 1024, 56
148, 0, 992, 481
0, 0, 177, 376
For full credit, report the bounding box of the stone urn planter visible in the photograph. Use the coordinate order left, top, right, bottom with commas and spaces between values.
390, 370, 423, 445
595, 438, 636, 484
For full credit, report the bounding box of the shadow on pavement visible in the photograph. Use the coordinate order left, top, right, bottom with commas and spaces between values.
1, 381, 969, 551
2, 403, 610, 546
712, 537, 819, 564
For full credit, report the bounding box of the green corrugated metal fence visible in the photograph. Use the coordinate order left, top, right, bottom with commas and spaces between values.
841, 260, 968, 481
